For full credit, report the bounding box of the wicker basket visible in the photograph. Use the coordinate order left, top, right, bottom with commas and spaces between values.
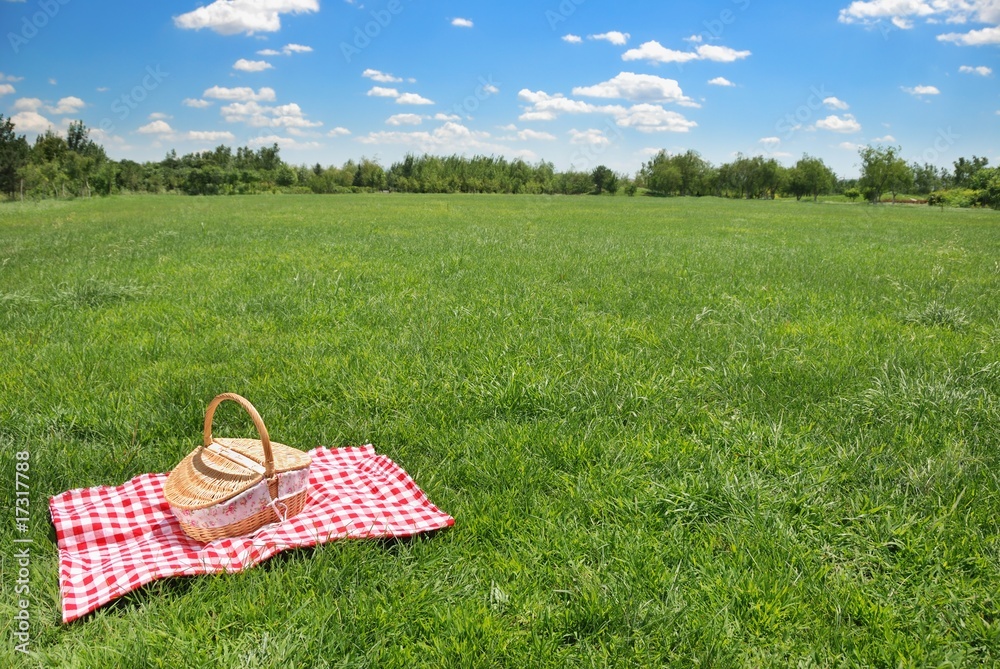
164, 393, 311, 542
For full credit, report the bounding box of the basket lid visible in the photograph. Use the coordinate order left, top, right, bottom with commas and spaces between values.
164, 438, 310, 510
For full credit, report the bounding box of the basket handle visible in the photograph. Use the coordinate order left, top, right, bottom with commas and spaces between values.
202, 393, 274, 479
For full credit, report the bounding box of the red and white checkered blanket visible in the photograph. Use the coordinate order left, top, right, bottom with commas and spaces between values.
49, 446, 454, 623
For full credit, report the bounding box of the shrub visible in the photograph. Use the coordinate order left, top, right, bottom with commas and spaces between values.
945, 189, 984, 208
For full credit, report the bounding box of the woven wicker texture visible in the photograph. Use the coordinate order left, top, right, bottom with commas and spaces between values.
175, 484, 309, 543
165, 438, 310, 510
164, 393, 310, 541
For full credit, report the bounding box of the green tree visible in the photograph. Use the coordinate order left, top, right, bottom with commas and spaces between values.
275, 164, 297, 188
756, 156, 785, 200
911, 162, 946, 194
591, 165, 614, 195
953, 156, 988, 188
353, 158, 386, 191
0, 114, 30, 199
971, 166, 1000, 209
858, 145, 911, 204
605, 171, 620, 195
788, 155, 836, 202
66, 120, 105, 161
674, 149, 711, 196
641, 150, 682, 196
116, 160, 145, 192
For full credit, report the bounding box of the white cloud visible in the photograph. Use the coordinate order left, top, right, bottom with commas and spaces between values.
589, 31, 631, 45
138, 120, 174, 135
622, 40, 750, 64
327, 127, 351, 136
839, 1, 946, 25
0, 84, 14, 96
824, 96, 850, 110
148, 112, 172, 120
573, 72, 699, 107
838, 141, 864, 151
517, 129, 557, 141
615, 104, 698, 133
358, 121, 511, 155
387, 113, 424, 126
902, 84, 941, 96
367, 86, 399, 98
174, 0, 319, 36
563, 34, 583, 43
397, 92, 434, 105
959, 65, 992, 75
186, 130, 236, 142
708, 77, 735, 87
569, 128, 611, 146
89, 128, 126, 146
221, 100, 321, 129
247, 134, 321, 150
623, 40, 700, 64
520, 111, 557, 122
451, 17, 474, 28
696, 44, 751, 62
840, 1, 1000, 45
203, 86, 277, 102
363, 69, 402, 83
10, 110, 52, 133
872, 134, 896, 142
183, 98, 213, 108
815, 114, 862, 133
684, 34, 704, 43
12, 97, 43, 112
234, 58, 274, 72
46, 96, 85, 114
435, 113, 461, 121
517, 88, 696, 133
255, 44, 311, 56
939, 25, 1000, 44
759, 136, 782, 148
517, 89, 626, 121
0, 72, 24, 83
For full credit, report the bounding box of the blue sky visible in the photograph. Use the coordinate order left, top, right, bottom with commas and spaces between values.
2, 0, 998, 178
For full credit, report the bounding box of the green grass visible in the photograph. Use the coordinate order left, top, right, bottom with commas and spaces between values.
1, 194, 999, 667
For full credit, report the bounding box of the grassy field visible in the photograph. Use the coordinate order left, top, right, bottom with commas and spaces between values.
1, 194, 999, 667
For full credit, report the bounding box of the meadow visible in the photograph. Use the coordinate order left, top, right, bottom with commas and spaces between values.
1, 194, 998, 667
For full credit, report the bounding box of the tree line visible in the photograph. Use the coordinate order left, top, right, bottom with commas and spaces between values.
1, 115, 997, 208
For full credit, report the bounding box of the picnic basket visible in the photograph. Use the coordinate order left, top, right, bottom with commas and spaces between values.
164, 393, 311, 542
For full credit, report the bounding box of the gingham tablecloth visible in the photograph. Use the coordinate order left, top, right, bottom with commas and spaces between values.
49, 446, 454, 623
